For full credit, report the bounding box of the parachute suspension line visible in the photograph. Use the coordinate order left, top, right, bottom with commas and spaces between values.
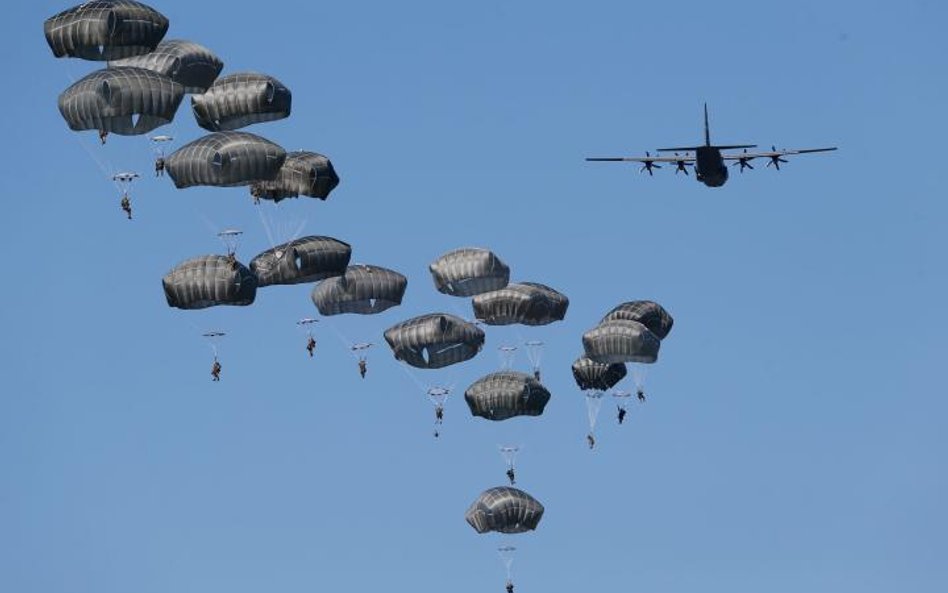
296, 318, 319, 338
524, 340, 544, 373
351, 342, 373, 361
323, 318, 375, 364
427, 386, 451, 407
191, 209, 245, 256
254, 202, 307, 250
324, 319, 351, 352
255, 205, 279, 252
217, 229, 243, 256
497, 544, 516, 581
201, 330, 226, 360
68, 125, 126, 192
585, 391, 605, 433
148, 129, 176, 157
394, 358, 429, 394
498, 445, 519, 470
517, 330, 544, 374
631, 363, 649, 391
498, 345, 518, 369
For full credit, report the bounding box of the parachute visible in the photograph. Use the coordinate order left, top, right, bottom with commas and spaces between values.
111, 171, 139, 192
464, 371, 551, 421
428, 386, 451, 408
383, 313, 485, 369
44, 1, 169, 61
250, 236, 351, 287
110, 39, 223, 93
215, 229, 243, 256
201, 330, 225, 358
571, 355, 627, 392
350, 342, 373, 361
162, 255, 257, 309
497, 345, 518, 369
165, 132, 286, 189
572, 356, 626, 444
582, 319, 661, 364
499, 445, 520, 478
58, 67, 184, 135
429, 248, 510, 297
150, 134, 174, 157
428, 386, 451, 434
473, 282, 568, 326
191, 72, 292, 132
599, 300, 674, 340
250, 151, 340, 202
297, 317, 319, 336
585, 392, 605, 436
465, 487, 545, 534
498, 545, 517, 584
523, 340, 544, 379
311, 264, 407, 316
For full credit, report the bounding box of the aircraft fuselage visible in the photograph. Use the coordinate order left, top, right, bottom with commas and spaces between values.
694, 146, 728, 187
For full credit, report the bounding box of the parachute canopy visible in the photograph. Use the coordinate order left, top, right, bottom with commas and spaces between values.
112, 171, 139, 183
464, 371, 551, 421
473, 282, 568, 326
110, 39, 223, 93
45, 1, 169, 61
310, 264, 407, 316
250, 236, 351, 287
383, 313, 485, 369
162, 255, 257, 309
58, 67, 184, 135
465, 487, 545, 534
582, 319, 660, 364
165, 132, 286, 189
250, 151, 340, 202
571, 355, 627, 392
429, 248, 510, 297
600, 300, 674, 340
191, 72, 292, 132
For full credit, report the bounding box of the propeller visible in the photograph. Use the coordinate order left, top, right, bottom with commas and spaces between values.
766, 146, 788, 170
673, 152, 690, 175
640, 151, 661, 176
731, 148, 754, 173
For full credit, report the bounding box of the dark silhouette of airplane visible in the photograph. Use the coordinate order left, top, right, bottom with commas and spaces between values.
586, 104, 837, 187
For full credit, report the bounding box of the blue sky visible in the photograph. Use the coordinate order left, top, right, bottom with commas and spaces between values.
2, 1, 946, 592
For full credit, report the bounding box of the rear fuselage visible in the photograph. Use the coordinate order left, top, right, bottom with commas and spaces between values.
694, 146, 727, 187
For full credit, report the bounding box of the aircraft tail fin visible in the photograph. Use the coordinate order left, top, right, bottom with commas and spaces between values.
704, 103, 710, 146
656, 105, 756, 152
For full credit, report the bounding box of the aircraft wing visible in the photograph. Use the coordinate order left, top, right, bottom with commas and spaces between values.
722, 147, 837, 160
586, 154, 694, 163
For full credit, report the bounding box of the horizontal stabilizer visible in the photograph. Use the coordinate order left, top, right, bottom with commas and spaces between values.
657, 144, 757, 152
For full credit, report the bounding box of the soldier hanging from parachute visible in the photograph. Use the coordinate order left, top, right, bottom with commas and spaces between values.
112, 172, 139, 220
203, 331, 225, 382
499, 445, 520, 485
428, 386, 450, 438
297, 318, 319, 358
150, 135, 173, 176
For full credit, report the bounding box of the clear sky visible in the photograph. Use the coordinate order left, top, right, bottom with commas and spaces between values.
2, 1, 946, 592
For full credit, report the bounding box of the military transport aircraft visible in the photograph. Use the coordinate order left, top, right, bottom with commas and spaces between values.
586, 104, 836, 187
